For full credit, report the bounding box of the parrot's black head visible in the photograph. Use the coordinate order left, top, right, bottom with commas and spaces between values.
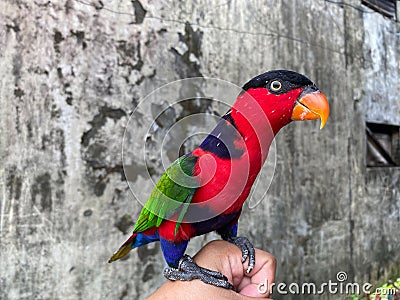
242, 70, 317, 95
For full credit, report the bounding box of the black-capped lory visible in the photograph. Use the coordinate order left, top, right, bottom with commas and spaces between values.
109, 70, 330, 289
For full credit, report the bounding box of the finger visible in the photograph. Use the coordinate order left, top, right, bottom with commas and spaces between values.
238, 248, 276, 298
193, 241, 276, 298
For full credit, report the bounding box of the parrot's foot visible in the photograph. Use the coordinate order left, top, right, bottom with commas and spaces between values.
163, 254, 234, 290
227, 236, 255, 273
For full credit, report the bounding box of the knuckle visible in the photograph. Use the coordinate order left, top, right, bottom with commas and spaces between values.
269, 254, 277, 266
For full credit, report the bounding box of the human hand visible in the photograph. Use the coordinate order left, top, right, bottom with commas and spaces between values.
148, 240, 276, 300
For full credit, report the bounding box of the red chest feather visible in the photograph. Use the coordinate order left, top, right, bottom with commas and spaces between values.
191, 148, 258, 215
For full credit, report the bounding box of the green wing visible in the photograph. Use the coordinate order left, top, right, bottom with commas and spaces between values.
132, 155, 198, 235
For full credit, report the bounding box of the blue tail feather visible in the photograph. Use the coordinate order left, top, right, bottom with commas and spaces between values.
132, 231, 159, 248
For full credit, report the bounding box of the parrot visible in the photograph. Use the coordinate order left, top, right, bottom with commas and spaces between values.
108, 70, 330, 289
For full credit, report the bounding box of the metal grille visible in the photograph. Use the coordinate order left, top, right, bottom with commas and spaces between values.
362, 0, 397, 19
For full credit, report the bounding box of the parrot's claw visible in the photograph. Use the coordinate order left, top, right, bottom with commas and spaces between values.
227, 236, 255, 273
163, 254, 234, 290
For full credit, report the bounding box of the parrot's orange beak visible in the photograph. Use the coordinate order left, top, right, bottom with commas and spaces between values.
291, 89, 330, 129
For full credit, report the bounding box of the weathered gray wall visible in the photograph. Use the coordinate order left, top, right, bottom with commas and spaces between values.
0, 0, 399, 299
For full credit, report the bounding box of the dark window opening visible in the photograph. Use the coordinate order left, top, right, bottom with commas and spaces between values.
366, 122, 400, 167
362, 0, 397, 19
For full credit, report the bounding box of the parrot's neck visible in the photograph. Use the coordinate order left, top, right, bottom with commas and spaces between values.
228, 89, 295, 167
199, 88, 298, 169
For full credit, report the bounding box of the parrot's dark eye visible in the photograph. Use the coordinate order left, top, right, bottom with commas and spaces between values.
270, 80, 282, 92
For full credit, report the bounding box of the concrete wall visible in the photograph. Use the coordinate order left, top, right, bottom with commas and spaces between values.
0, 0, 399, 299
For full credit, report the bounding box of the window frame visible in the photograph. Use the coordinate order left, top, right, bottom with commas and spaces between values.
362, 0, 398, 20
366, 122, 400, 168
